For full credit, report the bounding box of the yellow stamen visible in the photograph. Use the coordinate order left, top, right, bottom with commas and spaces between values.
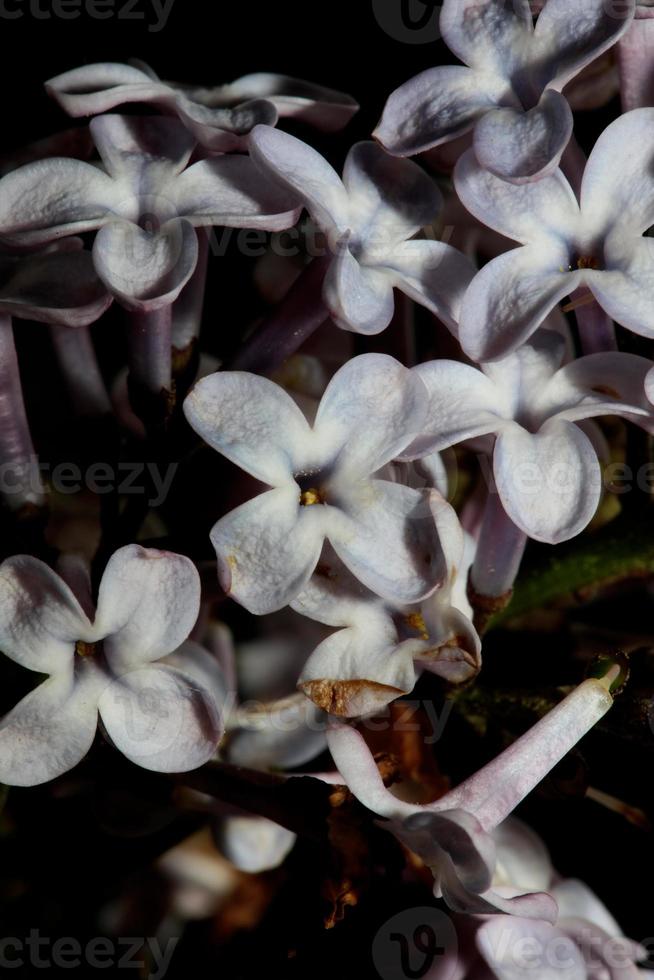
562, 291, 595, 313
404, 612, 429, 641
300, 488, 323, 506
75, 640, 96, 658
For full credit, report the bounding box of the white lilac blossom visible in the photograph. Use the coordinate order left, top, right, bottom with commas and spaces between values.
375, 0, 635, 182
184, 354, 447, 614
326, 669, 616, 918
290, 495, 480, 718
453, 108, 654, 362
473, 819, 648, 980
46, 61, 359, 152
0, 546, 224, 785
0, 114, 300, 312
401, 329, 654, 544
248, 126, 476, 335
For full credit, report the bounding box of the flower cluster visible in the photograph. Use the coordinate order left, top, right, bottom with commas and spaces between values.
0, 1, 652, 971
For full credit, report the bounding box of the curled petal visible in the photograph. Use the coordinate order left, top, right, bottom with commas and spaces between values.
538, 351, 654, 423
46, 62, 171, 116
492, 817, 553, 893
323, 246, 395, 335
473, 91, 573, 183
493, 419, 601, 543
172, 99, 277, 154
403, 808, 495, 894
211, 487, 324, 615
0, 249, 111, 327
99, 663, 221, 773
225, 73, 358, 130
92, 218, 198, 311
95, 545, 201, 672
375, 65, 513, 157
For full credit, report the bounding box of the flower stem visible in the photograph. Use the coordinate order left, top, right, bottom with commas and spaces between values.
618, 12, 654, 111
49, 324, 111, 417
127, 305, 174, 432
468, 490, 527, 629
574, 295, 617, 354
0, 314, 45, 512
172, 227, 210, 379
226, 256, 331, 375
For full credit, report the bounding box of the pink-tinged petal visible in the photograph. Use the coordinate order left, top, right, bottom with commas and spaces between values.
458, 246, 580, 362
45, 62, 169, 116
343, 142, 442, 247
374, 66, 513, 157
98, 663, 221, 772
552, 880, 623, 937
315, 353, 429, 475
249, 125, 349, 236
0, 158, 120, 246
454, 150, 580, 245
402, 359, 507, 459
0, 666, 100, 786
299, 629, 419, 717
493, 817, 553, 893
323, 246, 395, 335
175, 100, 278, 154
538, 351, 654, 423
440, 0, 533, 75
443, 874, 558, 921
173, 155, 301, 231
535, 0, 635, 92
89, 114, 196, 182
405, 808, 495, 893
418, 606, 481, 685
92, 218, 198, 311
381, 240, 477, 332
493, 419, 601, 543
226, 693, 326, 769
581, 108, 654, 238
473, 91, 573, 183
558, 918, 641, 980
211, 487, 324, 615
184, 371, 313, 486
476, 916, 586, 980
445, 676, 614, 828
0, 249, 111, 327
219, 816, 296, 873
331, 482, 444, 604
619, 17, 654, 109
225, 73, 359, 130
586, 239, 654, 340
0, 555, 91, 673
95, 545, 200, 672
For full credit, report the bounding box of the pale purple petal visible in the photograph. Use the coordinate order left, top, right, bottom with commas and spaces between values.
476, 916, 587, 980
45, 62, 171, 116
492, 818, 553, 893
0, 249, 112, 327
381, 240, 477, 332
99, 663, 221, 772
586, 239, 654, 340
184, 371, 313, 486
94, 545, 201, 672
493, 419, 601, 543
473, 91, 573, 183
326, 723, 418, 819
219, 816, 296, 873
225, 72, 358, 130
210, 487, 324, 615
92, 218, 198, 311
439, 0, 533, 74
538, 351, 654, 423
89, 114, 195, 182
322, 246, 395, 335
375, 66, 513, 157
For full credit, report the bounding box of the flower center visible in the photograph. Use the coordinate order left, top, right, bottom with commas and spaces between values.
300, 487, 325, 506
75, 640, 97, 658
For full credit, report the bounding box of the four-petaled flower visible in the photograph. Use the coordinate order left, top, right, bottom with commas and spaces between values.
184, 354, 446, 614
0, 545, 224, 785
376, 0, 635, 182
249, 126, 476, 335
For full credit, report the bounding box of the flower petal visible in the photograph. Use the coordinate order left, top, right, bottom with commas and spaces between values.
440, 0, 534, 74
172, 155, 301, 231
331, 482, 444, 603
492, 817, 553, 893
538, 351, 654, 423
211, 487, 324, 615
586, 238, 654, 340
458, 245, 580, 362
375, 66, 513, 157
493, 419, 601, 542
0, 668, 99, 786
98, 663, 221, 772
249, 125, 349, 236
0, 248, 111, 327
95, 545, 200, 671
316, 353, 429, 476
226, 693, 326, 769
218, 816, 296, 873
45, 62, 169, 116
184, 371, 313, 486
381, 240, 477, 332
473, 91, 573, 183
92, 218, 198, 311
454, 149, 580, 245
323, 246, 395, 335
89, 114, 196, 183
476, 916, 586, 980
0, 555, 91, 673
225, 73, 359, 130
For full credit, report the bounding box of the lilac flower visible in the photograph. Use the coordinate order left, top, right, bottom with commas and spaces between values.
0, 114, 300, 312
375, 0, 635, 182
46, 61, 359, 152
453, 109, 654, 361
0, 546, 224, 785
248, 126, 475, 335
327, 668, 616, 918
290, 496, 480, 718
401, 329, 654, 543
618, 1, 654, 109
183, 354, 446, 614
